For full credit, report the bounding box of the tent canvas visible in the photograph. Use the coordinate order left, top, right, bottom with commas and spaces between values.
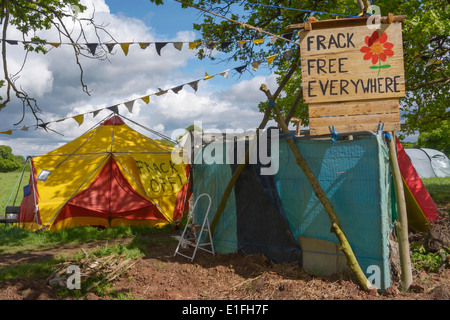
19, 115, 190, 231
396, 138, 439, 232
192, 131, 395, 291
405, 148, 450, 178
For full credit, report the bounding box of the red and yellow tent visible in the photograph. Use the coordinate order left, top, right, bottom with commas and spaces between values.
20, 115, 190, 231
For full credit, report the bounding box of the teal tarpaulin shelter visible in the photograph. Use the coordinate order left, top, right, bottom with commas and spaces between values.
192, 131, 395, 291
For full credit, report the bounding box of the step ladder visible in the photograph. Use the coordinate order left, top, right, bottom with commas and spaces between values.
174, 193, 215, 261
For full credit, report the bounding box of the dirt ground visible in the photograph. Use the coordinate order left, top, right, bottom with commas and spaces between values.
0, 212, 448, 302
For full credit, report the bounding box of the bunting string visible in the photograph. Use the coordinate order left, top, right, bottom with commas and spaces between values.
173, 0, 299, 45
0, 32, 294, 57
0, 47, 295, 136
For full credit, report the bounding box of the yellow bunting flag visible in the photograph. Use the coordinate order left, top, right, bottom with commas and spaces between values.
253, 39, 265, 45
189, 42, 201, 50
72, 115, 84, 126
203, 72, 215, 80
141, 96, 150, 104
47, 42, 61, 48
120, 43, 133, 56
0, 130, 12, 135
266, 54, 278, 67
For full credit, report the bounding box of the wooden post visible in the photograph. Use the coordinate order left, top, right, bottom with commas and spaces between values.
387, 132, 413, 291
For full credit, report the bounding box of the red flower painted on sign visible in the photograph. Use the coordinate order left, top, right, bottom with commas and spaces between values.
360, 30, 394, 75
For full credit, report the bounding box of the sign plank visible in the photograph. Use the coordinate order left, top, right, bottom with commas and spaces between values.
308, 99, 401, 135
300, 23, 405, 104
308, 98, 399, 117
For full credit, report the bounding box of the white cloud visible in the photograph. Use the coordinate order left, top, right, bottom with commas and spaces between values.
0, 0, 281, 157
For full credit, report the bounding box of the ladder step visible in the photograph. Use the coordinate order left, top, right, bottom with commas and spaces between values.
173, 193, 215, 262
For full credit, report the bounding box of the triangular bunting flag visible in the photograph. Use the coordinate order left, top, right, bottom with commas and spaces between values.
5, 40, 18, 45
120, 43, 132, 56
251, 60, 263, 71
253, 39, 265, 45
124, 100, 135, 113
92, 110, 102, 117
238, 40, 249, 49
269, 35, 278, 43
188, 42, 201, 50
204, 72, 215, 80
86, 43, 98, 56
220, 41, 232, 50
38, 123, 48, 129
219, 70, 230, 79
0, 130, 12, 135
155, 42, 168, 56
107, 105, 119, 114
234, 65, 246, 74
206, 42, 215, 50
139, 42, 151, 49
47, 42, 61, 48
172, 85, 184, 94
283, 49, 292, 60
105, 43, 116, 53
155, 88, 167, 96
72, 114, 84, 126
20, 126, 28, 131
266, 54, 278, 67
141, 96, 150, 104
282, 33, 293, 40
188, 81, 199, 92
173, 42, 183, 51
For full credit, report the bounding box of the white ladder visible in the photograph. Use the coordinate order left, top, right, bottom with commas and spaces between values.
173, 193, 215, 261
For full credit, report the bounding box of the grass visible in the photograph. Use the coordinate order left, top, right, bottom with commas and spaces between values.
0, 169, 29, 213
422, 177, 450, 206
0, 224, 177, 299
0, 224, 173, 256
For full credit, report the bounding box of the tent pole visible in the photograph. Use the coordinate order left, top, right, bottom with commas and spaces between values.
387, 132, 413, 291
260, 83, 374, 292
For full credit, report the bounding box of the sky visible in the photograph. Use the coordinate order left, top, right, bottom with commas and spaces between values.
0, 0, 282, 157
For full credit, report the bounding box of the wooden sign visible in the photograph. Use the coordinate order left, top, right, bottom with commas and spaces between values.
300, 23, 405, 104
298, 21, 405, 135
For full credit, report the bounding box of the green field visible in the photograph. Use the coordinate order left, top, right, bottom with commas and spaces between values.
421, 177, 450, 206
0, 169, 29, 213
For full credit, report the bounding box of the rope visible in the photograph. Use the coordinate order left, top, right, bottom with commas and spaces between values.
221, 0, 354, 17
173, 0, 299, 45
119, 114, 177, 144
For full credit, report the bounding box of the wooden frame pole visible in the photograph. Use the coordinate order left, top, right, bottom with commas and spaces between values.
387, 132, 413, 291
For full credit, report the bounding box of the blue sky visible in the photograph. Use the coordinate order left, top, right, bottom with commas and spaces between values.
0, 0, 280, 156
